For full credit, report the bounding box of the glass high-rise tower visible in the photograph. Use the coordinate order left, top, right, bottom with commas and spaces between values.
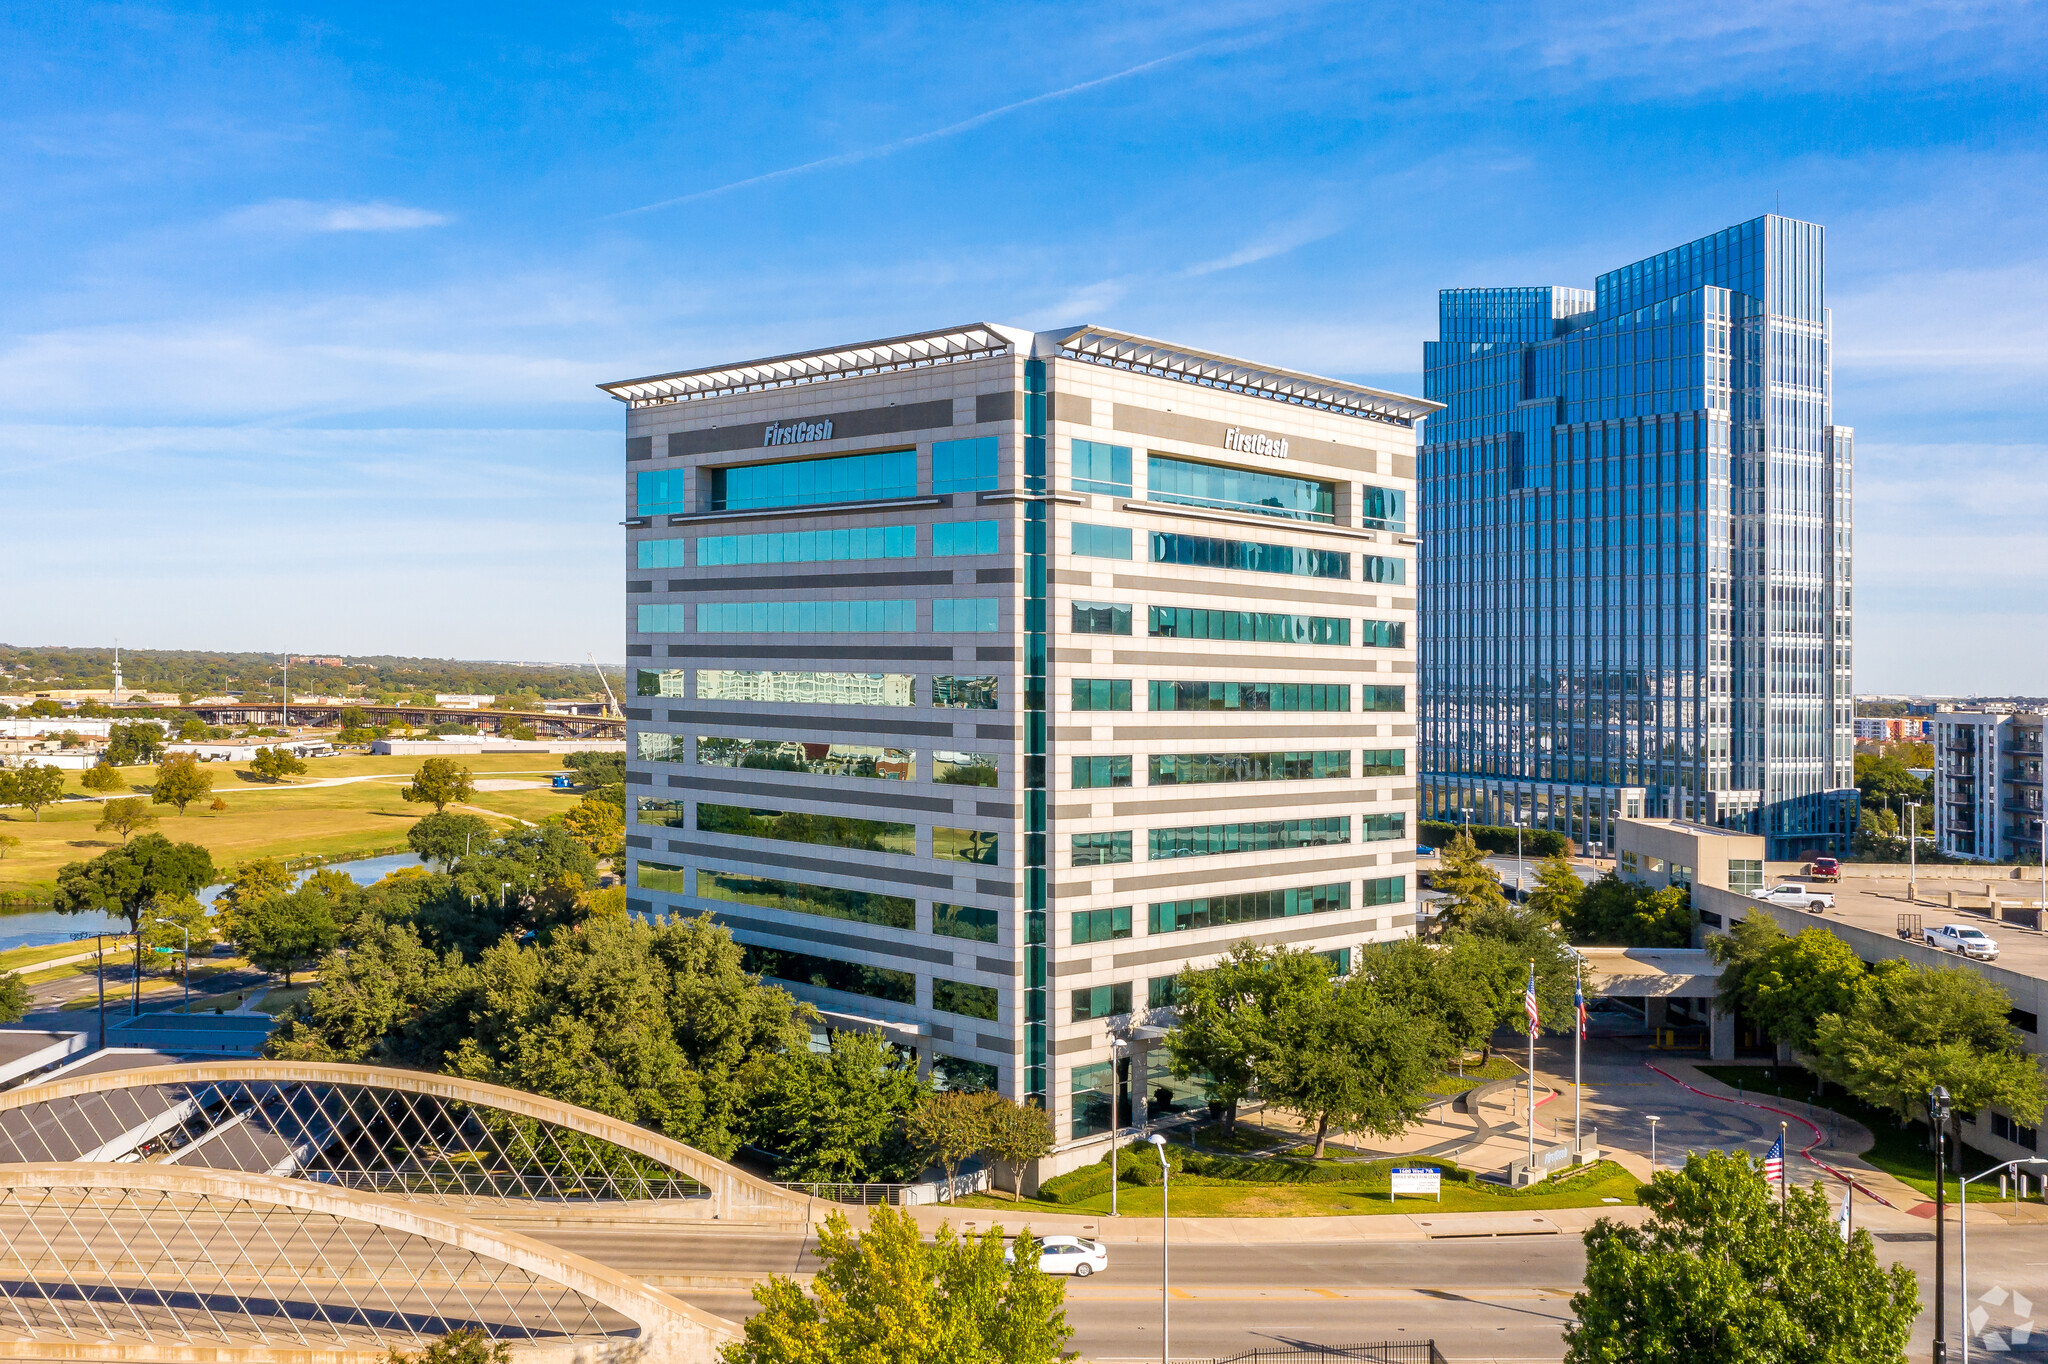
1418, 215, 1857, 859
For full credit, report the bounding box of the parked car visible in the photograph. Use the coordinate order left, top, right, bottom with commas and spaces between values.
1925, 923, 2000, 960
1807, 856, 1840, 882
1006, 1235, 1108, 1277
1753, 883, 1834, 912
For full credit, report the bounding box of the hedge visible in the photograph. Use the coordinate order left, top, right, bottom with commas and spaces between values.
1420, 821, 1570, 857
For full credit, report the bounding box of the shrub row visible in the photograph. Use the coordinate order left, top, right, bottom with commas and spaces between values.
1420, 821, 1571, 857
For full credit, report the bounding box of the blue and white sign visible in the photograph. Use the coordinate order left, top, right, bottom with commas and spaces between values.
1391, 1166, 1441, 1198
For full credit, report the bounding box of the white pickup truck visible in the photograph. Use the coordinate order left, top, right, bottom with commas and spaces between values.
1925, 923, 2001, 960
1752, 883, 1835, 912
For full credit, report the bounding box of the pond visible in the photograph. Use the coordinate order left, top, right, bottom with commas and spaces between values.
0, 852, 427, 951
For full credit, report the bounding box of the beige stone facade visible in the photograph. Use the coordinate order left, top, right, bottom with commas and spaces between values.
605, 323, 1436, 1162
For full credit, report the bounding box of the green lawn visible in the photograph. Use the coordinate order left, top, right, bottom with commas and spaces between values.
963, 1158, 1639, 1217
0, 938, 131, 972
0, 752, 582, 896
1697, 1064, 2028, 1202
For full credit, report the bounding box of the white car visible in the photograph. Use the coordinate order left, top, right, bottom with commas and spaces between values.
1006, 1235, 1108, 1277
1926, 923, 2000, 960
1753, 883, 1834, 912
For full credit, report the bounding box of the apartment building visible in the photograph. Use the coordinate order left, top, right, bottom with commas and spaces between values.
1933, 710, 2045, 863
603, 323, 1432, 1170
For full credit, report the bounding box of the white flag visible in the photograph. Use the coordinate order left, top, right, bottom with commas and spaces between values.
1838, 1185, 1852, 1241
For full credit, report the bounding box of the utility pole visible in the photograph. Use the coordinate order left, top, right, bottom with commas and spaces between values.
282, 652, 290, 729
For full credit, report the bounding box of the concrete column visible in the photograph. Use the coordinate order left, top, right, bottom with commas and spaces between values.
1709, 1004, 1736, 1061
1645, 997, 1670, 1033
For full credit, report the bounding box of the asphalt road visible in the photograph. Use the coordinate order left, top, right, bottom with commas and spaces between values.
518, 1223, 2048, 1362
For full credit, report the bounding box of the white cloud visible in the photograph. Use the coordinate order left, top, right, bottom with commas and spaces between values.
224, 199, 449, 233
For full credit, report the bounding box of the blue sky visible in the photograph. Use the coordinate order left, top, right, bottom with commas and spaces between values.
2, 1, 2042, 691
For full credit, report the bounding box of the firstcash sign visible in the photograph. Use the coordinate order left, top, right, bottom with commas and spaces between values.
763, 418, 834, 447
1224, 427, 1289, 459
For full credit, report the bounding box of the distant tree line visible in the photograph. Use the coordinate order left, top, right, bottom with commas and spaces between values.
0, 645, 621, 704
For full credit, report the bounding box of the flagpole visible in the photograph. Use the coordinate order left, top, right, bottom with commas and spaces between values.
1527, 961, 1537, 1169
1780, 1121, 1788, 1216
1573, 961, 1583, 1147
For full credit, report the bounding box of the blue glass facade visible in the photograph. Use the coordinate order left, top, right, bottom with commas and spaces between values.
1419, 216, 1856, 857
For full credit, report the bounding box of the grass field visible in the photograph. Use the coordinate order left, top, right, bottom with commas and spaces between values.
0, 753, 589, 897
961, 1158, 1640, 1217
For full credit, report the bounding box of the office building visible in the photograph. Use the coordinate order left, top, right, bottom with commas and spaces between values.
1933, 710, 2045, 862
603, 323, 1431, 1171
1419, 215, 1858, 859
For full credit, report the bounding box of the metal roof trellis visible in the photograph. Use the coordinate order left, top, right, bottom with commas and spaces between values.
599, 323, 1024, 407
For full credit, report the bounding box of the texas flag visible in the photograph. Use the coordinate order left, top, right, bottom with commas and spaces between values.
1764, 1131, 1785, 1184
1575, 973, 1588, 1040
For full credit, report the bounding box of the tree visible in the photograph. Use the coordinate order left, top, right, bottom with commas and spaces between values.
1568, 872, 1693, 947
52, 833, 216, 933
339, 707, 372, 731
1525, 851, 1585, 928
502, 722, 536, 741
406, 811, 494, 869
1165, 941, 1280, 1133
1711, 920, 1866, 1053
104, 721, 165, 767
95, 797, 157, 841
232, 888, 340, 985
1854, 751, 1928, 812
1812, 960, 2046, 1148
983, 1096, 1055, 1201
1356, 934, 1514, 1057
384, 1327, 509, 1364
1256, 954, 1445, 1157
1566, 1149, 1918, 1363
217, 856, 293, 912
0, 834, 19, 860
4, 763, 67, 822
79, 764, 125, 793
401, 758, 475, 814
724, 1204, 1071, 1364
1430, 832, 1508, 930
151, 753, 214, 815
140, 892, 214, 971
441, 913, 810, 1160
560, 794, 624, 862
746, 1030, 929, 1183
1454, 900, 1581, 1038
266, 918, 472, 1064
906, 1089, 997, 1199
564, 751, 625, 788
249, 747, 307, 783
0, 971, 31, 1024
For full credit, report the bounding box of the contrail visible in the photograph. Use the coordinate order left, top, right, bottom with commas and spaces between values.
605, 43, 1215, 218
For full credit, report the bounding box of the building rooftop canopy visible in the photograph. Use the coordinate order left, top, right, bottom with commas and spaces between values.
601, 321, 1440, 426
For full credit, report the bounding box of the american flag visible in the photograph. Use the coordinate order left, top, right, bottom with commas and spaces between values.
1764, 1131, 1784, 1184
1525, 963, 1541, 1038
1575, 970, 1587, 1039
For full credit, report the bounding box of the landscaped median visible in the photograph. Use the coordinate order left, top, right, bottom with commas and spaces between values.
958, 1134, 1639, 1217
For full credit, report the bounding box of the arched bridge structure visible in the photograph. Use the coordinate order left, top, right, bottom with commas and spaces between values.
0, 1061, 808, 1225
0, 1162, 734, 1361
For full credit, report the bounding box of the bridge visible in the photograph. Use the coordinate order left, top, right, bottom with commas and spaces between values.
175, 702, 623, 741
0, 1060, 813, 1361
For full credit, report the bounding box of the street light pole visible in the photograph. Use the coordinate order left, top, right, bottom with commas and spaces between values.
1648, 1116, 1660, 1177
1908, 800, 1923, 900
1513, 815, 1527, 895
1960, 1157, 2048, 1364
1932, 1084, 1952, 1364
1111, 1040, 1128, 1219
1148, 1134, 1170, 1364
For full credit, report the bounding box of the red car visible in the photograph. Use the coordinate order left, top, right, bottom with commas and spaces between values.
1808, 856, 1840, 882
